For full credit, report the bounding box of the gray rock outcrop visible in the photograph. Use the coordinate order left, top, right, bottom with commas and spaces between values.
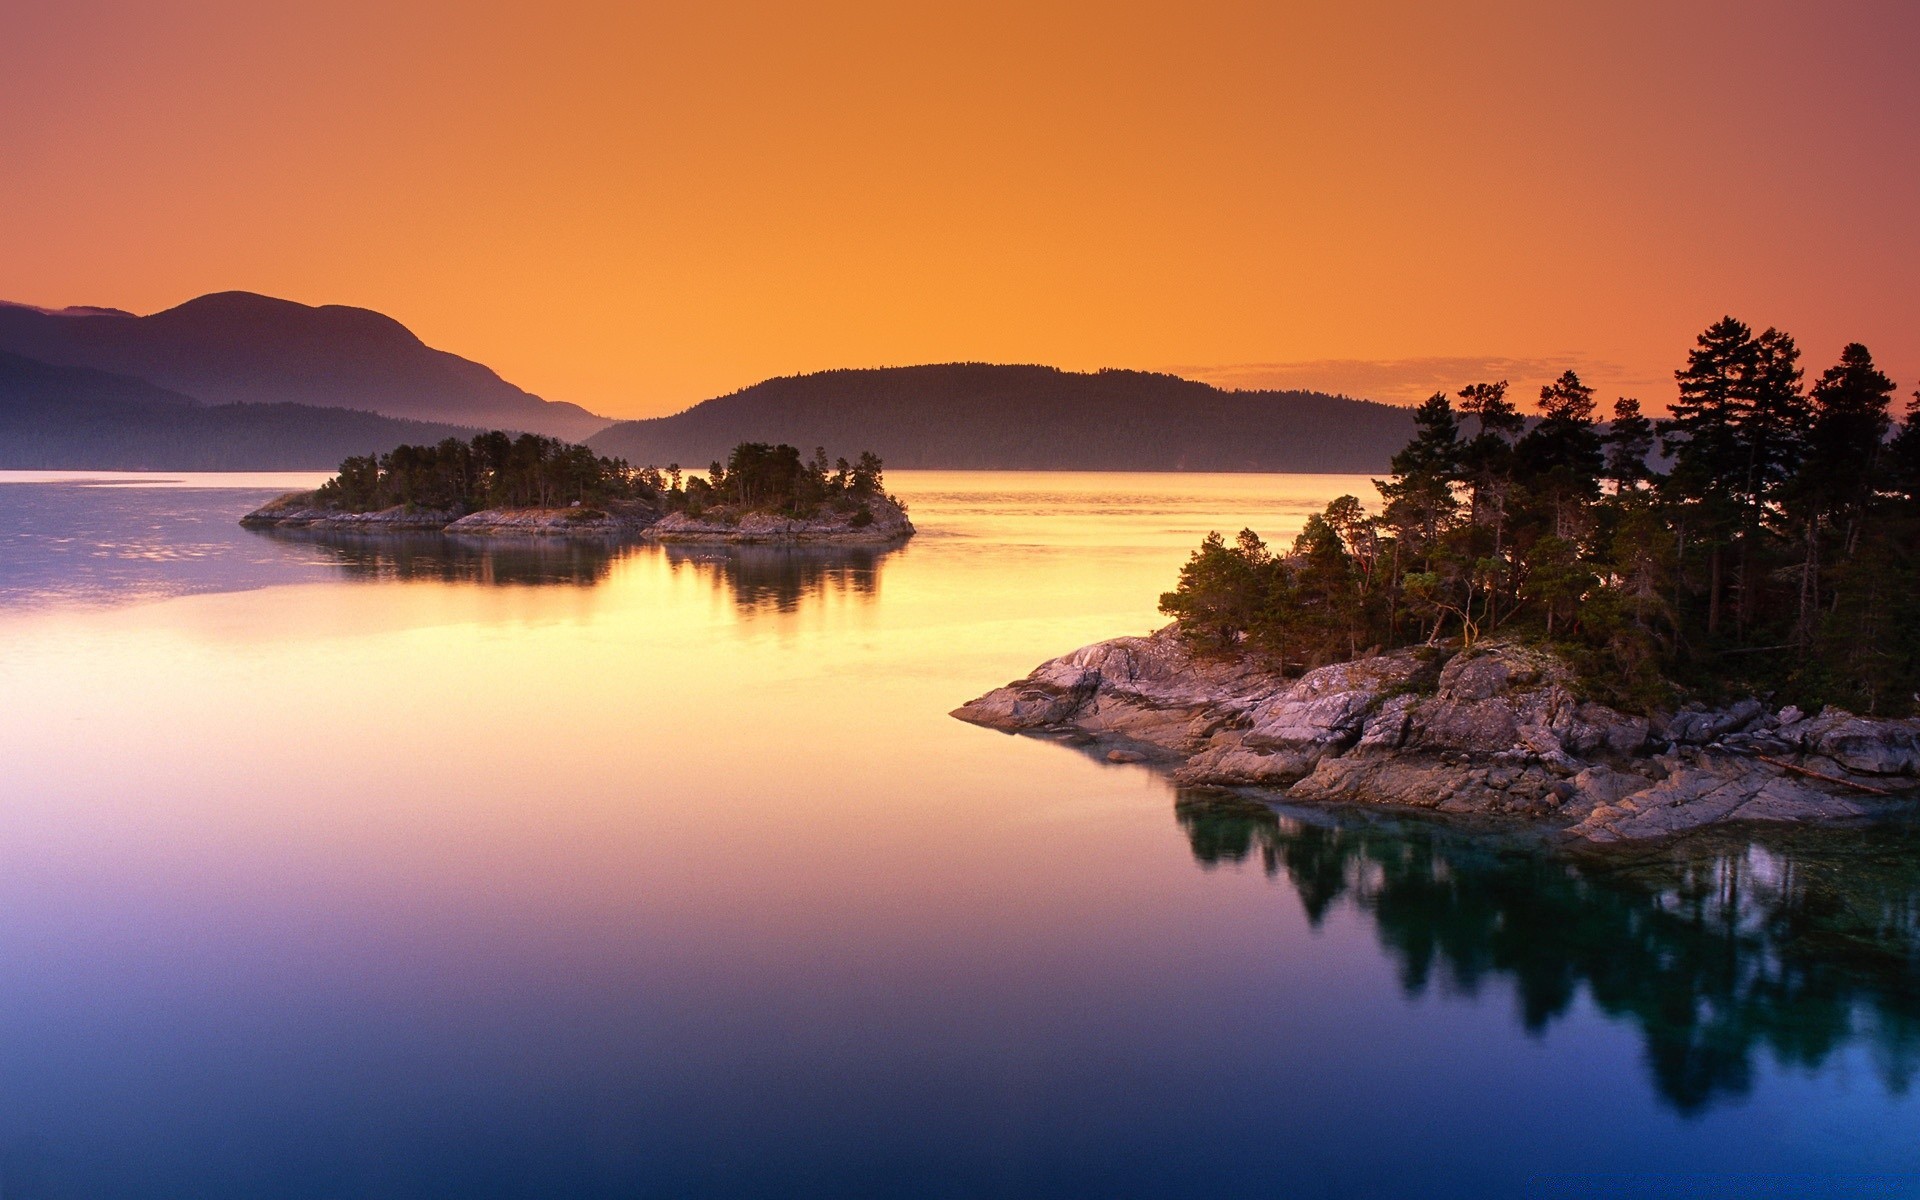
240, 490, 911, 545
954, 626, 1915, 843
646, 496, 914, 544
239, 491, 455, 530
441, 501, 658, 537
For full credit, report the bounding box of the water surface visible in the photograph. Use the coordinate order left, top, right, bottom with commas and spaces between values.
1, 471, 1916, 1199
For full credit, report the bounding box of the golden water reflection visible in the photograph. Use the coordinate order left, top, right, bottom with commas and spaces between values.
245, 526, 896, 613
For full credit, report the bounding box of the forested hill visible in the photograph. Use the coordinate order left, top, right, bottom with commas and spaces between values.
0, 349, 473, 470
0, 293, 608, 441
588, 365, 1414, 472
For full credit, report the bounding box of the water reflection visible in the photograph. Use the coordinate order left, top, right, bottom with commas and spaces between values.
0, 484, 316, 608
253, 528, 630, 587
661, 543, 889, 613
1176, 792, 1920, 1115
251, 527, 898, 611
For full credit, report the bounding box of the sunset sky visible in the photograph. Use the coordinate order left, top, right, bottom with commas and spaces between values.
4, 1, 1916, 419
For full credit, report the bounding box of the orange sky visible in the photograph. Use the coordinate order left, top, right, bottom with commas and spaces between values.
4, 1, 1915, 418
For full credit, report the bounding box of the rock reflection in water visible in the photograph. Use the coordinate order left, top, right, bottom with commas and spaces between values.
661, 543, 889, 612
1176, 792, 1920, 1115
255, 529, 630, 586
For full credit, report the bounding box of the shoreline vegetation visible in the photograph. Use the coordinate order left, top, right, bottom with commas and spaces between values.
958, 318, 1920, 843
240, 432, 913, 544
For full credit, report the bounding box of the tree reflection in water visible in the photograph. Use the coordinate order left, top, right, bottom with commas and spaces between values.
1176, 791, 1920, 1115
661, 544, 887, 613
259, 530, 630, 586
253, 530, 896, 610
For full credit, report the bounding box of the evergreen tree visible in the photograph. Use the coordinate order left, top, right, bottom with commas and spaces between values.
1151, 325, 1920, 715
1660, 317, 1755, 636
1784, 344, 1895, 648
1516, 369, 1604, 536
1376, 392, 1461, 566
1603, 397, 1657, 492
1728, 328, 1808, 633
1456, 381, 1523, 521
1288, 514, 1365, 663
1795, 343, 1894, 548
1159, 529, 1275, 650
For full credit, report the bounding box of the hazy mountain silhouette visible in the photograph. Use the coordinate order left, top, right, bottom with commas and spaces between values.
2, 301, 1417, 473
0, 348, 473, 470
589, 365, 1414, 472
0, 348, 200, 415
0, 292, 608, 440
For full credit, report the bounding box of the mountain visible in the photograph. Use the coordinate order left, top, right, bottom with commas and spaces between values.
0, 292, 608, 440
0, 349, 474, 470
0, 348, 200, 415
589, 364, 1415, 472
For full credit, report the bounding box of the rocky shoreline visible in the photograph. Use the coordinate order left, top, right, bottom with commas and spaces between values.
953, 627, 1919, 843
646, 497, 913, 544
241, 491, 913, 544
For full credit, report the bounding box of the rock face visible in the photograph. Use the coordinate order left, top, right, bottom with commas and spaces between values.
442, 501, 658, 537
954, 627, 1915, 843
241, 491, 658, 536
239, 491, 454, 530
645, 496, 914, 544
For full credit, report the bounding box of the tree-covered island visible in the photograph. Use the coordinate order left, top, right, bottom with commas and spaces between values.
241, 432, 912, 543
959, 318, 1920, 843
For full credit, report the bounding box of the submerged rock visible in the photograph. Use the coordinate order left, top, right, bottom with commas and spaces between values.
955, 627, 1915, 843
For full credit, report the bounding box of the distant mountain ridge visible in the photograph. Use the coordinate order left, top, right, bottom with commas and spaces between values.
0, 349, 475, 470
589, 364, 1414, 473
0, 294, 1417, 474
0, 291, 608, 441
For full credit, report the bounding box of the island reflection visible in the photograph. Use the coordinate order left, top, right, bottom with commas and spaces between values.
260, 529, 632, 586
253, 528, 895, 611
661, 543, 889, 613
1176, 792, 1920, 1116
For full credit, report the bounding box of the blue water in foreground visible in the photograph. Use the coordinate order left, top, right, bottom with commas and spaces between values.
0, 471, 1916, 1199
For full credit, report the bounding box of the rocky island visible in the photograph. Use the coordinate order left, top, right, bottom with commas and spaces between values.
955, 629, 1915, 843
960, 324, 1920, 844
242, 433, 912, 545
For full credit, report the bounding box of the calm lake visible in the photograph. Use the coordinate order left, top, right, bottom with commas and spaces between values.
1, 470, 1917, 1199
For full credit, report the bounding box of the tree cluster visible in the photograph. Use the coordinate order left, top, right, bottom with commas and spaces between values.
661, 443, 889, 519
313, 434, 894, 525
1161, 319, 1920, 714
316, 431, 654, 513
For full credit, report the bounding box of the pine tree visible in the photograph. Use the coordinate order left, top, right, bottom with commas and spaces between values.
1661, 317, 1756, 636
1796, 343, 1894, 548
1455, 380, 1523, 581
1603, 397, 1657, 492
1516, 369, 1604, 535
1727, 327, 1808, 633
1376, 392, 1462, 565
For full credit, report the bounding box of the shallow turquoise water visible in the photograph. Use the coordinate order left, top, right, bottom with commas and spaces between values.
0, 471, 1915, 1199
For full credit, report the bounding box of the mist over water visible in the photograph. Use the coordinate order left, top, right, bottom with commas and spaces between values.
1, 471, 1916, 1198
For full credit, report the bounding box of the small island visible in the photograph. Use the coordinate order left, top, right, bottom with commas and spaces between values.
958, 320, 1920, 843
241, 432, 913, 545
